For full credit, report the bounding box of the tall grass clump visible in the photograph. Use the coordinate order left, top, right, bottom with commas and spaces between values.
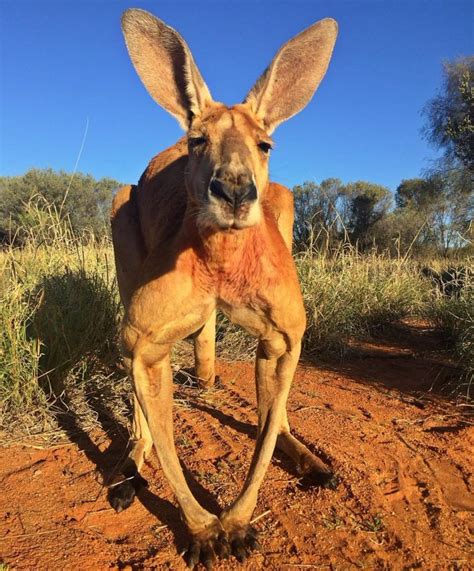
297, 245, 429, 358
0, 198, 122, 437
426, 264, 474, 398
0, 277, 43, 412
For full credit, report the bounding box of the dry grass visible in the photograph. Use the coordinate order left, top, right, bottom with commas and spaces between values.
0, 201, 123, 442
0, 201, 471, 442
426, 266, 473, 399
297, 246, 429, 358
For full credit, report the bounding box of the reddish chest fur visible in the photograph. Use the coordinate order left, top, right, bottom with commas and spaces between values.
177, 214, 286, 307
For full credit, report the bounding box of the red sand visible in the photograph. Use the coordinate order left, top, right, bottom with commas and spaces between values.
1, 324, 473, 570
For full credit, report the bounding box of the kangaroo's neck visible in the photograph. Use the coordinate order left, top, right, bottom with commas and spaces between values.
183, 212, 269, 273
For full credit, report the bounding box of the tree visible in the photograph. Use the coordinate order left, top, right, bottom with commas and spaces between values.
394, 173, 473, 254
0, 168, 122, 244
292, 179, 393, 252
395, 178, 439, 209
429, 168, 473, 252
292, 178, 346, 251
344, 181, 392, 250
371, 208, 426, 255
418, 57, 474, 254
423, 57, 474, 172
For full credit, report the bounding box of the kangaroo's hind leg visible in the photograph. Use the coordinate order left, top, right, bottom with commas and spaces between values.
108, 391, 153, 512
193, 309, 217, 388
109, 185, 152, 511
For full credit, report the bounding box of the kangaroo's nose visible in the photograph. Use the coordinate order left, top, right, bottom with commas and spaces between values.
209, 177, 257, 208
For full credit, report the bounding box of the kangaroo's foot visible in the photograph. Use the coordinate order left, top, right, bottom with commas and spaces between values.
220, 514, 261, 564
277, 431, 338, 489
108, 469, 148, 512
183, 517, 230, 569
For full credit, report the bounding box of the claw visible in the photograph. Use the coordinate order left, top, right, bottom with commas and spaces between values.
323, 473, 340, 490
183, 523, 259, 567
200, 544, 216, 570
183, 526, 230, 569
214, 533, 230, 559
109, 480, 135, 512
298, 467, 339, 490
226, 525, 260, 562
247, 534, 261, 551
247, 526, 258, 540
231, 538, 248, 562
184, 541, 200, 569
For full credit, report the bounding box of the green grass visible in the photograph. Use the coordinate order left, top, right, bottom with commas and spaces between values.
0, 200, 472, 440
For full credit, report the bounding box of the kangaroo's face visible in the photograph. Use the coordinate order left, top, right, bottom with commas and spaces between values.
185, 104, 273, 230
121, 9, 337, 232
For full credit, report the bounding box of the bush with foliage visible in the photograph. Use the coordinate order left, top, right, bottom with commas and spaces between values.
0, 168, 121, 244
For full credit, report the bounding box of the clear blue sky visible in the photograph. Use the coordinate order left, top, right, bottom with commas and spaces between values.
1, 1, 472, 191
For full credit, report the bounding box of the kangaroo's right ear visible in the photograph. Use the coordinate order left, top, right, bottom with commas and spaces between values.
121, 9, 213, 130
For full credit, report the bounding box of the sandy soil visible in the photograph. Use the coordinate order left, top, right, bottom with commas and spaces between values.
1, 322, 473, 570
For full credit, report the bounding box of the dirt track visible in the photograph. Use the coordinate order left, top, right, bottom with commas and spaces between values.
1, 323, 473, 570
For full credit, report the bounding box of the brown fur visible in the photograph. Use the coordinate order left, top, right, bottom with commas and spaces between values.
110, 9, 337, 568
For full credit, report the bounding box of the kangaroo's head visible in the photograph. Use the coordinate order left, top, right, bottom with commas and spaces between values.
122, 9, 338, 231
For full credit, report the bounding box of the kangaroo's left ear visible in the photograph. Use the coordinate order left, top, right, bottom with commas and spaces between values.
244, 18, 338, 134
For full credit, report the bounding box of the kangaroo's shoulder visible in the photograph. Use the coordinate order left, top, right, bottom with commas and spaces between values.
138, 137, 188, 189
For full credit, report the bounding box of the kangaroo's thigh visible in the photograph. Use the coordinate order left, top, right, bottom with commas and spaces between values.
111, 185, 147, 309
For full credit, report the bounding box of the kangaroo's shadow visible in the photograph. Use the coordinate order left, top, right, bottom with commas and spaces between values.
56, 389, 193, 549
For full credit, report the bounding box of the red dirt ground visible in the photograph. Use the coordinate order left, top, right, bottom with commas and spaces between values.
1, 322, 473, 570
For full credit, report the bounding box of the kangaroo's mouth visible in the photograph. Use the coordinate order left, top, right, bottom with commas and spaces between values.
198, 197, 262, 232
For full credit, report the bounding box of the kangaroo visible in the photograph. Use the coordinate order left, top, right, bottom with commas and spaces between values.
110, 8, 338, 568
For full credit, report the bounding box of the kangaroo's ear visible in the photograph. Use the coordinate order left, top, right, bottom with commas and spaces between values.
245, 18, 338, 134
121, 9, 213, 130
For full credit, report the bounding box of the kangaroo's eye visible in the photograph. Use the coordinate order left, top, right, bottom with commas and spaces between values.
189, 136, 207, 148
258, 141, 272, 154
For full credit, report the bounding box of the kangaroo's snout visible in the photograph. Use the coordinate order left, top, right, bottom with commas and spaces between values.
209, 177, 258, 209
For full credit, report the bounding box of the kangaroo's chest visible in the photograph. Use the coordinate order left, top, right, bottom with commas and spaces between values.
194, 243, 281, 305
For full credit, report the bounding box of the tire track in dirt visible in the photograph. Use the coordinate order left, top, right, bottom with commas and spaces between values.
206, 382, 308, 562
172, 384, 262, 511
181, 373, 397, 566
306, 393, 467, 560
202, 367, 411, 562
175, 379, 308, 561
